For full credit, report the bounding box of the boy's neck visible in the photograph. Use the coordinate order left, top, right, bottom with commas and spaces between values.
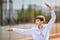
38, 24, 43, 29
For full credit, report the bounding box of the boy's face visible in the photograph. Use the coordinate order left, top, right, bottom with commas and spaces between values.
35, 19, 43, 26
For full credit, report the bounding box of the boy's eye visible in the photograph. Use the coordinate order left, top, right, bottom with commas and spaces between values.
37, 20, 40, 21
36, 19, 40, 22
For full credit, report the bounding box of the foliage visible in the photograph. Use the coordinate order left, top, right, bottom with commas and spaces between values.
16, 5, 60, 24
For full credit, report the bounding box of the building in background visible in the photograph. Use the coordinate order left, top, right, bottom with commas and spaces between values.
0, 0, 17, 25
0, 0, 3, 25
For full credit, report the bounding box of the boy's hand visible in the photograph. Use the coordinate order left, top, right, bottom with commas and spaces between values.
44, 2, 53, 10
6, 28, 13, 32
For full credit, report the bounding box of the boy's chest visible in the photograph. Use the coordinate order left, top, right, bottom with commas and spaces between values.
32, 28, 47, 36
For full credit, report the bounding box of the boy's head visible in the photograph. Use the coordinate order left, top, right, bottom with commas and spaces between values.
35, 16, 46, 26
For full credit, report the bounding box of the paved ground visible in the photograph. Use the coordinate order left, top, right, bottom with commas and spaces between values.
0, 23, 60, 40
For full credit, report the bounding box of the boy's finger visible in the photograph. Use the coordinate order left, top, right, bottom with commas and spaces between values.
6, 29, 12, 32
45, 2, 51, 8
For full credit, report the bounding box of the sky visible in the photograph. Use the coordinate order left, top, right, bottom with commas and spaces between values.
12, 0, 60, 9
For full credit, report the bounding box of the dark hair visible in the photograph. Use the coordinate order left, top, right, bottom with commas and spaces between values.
35, 16, 46, 23
36, 17, 44, 21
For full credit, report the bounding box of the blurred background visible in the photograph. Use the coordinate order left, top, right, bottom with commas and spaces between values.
0, 0, 60, 40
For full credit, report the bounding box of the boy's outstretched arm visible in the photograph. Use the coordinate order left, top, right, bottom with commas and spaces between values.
45, 2, 56, 28
6, 28, 32, 35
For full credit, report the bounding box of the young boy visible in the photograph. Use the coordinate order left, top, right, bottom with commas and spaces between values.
6, 2, 56, 40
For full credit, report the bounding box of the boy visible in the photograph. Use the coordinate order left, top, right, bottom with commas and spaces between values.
6, 2, 56, 40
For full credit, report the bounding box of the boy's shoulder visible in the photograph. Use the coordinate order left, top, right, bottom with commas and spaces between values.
32, 27, 38, 30
43, 24, 48, 28
43, 24, 48, 26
